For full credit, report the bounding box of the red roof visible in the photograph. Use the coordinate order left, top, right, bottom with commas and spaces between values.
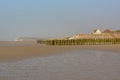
103, 29, 111, 33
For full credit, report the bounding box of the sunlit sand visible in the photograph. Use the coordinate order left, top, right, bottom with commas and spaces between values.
0, 41, 120, 62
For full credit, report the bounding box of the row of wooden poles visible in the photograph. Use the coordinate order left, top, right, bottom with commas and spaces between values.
37, 38, 120, 45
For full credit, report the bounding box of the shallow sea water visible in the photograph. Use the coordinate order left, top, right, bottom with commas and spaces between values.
0, 50, 120, 80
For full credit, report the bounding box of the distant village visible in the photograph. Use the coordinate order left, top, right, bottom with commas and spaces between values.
15, 29, 120, 45
44, 29, 120, 45
15, 29, 120, 42
68, 29, 120, 40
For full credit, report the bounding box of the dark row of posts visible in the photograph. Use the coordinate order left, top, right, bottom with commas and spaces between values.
37, 38, 120, 45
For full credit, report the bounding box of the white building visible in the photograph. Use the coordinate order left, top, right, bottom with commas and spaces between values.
69, 34, 87, 39
92, 29, 102, 34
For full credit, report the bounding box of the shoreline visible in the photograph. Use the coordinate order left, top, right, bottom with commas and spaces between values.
0, 42, 120, 62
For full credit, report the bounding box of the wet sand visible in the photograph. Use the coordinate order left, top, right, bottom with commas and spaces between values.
0, 41, 120, 62
0, 47, 120, 80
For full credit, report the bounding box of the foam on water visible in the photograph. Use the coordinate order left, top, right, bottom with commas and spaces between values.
0, 50, 120, 80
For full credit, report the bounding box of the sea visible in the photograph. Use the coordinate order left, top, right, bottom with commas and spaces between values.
0, 49, 120, 80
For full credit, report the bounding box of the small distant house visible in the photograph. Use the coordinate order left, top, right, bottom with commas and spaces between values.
69, 34, 86, 39
69, 34, 79, 39
103, 29, 111, 33
92, 29, 102, 34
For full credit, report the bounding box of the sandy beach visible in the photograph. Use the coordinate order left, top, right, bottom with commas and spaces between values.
0, 41, 120, 62
0, 42, 120, 80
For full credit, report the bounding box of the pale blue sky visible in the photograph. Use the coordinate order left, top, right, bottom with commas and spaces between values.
0, 0, 120, 41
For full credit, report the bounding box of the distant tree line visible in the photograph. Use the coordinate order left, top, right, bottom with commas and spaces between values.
37, 38, 120, 45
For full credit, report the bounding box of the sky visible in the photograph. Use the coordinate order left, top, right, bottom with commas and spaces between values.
0, 0, 120, 41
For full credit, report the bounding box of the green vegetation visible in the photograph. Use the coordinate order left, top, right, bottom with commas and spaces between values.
37, 38, 120, 45
114, 30, 120, 33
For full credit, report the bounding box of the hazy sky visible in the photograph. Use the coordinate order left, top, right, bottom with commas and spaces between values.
0, 0, 120, 41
